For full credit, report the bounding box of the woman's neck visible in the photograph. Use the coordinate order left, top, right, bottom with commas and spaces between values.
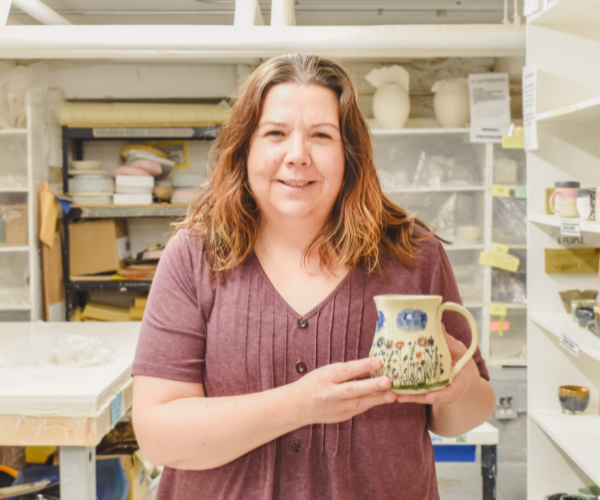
254, 215, 327, 272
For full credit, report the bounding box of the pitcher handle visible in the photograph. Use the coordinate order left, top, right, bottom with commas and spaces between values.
437, 302, 479, 381
548, 191, 560, 214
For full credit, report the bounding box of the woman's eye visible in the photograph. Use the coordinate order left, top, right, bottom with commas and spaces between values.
267, 130, 282, 136
315, 133, 330, 139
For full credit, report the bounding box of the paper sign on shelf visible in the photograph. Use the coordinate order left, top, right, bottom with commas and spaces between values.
470, 124, 512, 144
514, 186, 527, 199
489, 320, 510, 333
491, 242, 510, 254
492, 185, 511, 197
489, 303, 508, 316
479, 251, 520, 272
502, 126, 525, 149
559, 334, 579, 357
468, 73, 511, 144
560, 220, 581, 237
522, 63, 539, 151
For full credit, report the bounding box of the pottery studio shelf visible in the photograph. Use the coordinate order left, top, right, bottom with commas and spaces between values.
530, 409, 600, 485
384, 186, 486, 194
68, 280, 153, 293
62, 125, 220, 320
536, 96, 600, 124
370, 127, 469, 136
529, 214, 600, 234
528, 0, 600, 24
67, 204, 189, 219
530, 311, 600, 363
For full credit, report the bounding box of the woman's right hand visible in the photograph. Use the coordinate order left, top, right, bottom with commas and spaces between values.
294, 357, 396, 425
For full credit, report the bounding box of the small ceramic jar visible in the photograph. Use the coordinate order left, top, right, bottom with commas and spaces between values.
576, 189, 595, 220
372, 83, 410, 129
558, 385, 590, 415
431, 78, 470, 128
549, 181, 580, 218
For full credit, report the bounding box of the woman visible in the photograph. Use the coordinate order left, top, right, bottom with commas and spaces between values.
132, 54, 495, 499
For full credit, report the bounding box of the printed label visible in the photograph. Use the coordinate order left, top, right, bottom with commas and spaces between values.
489, 303, 508, 316
560, 220, 581, 237
491, 243, 510, 254
559, 334, 580, 357
110, 392, 125, 427
116, 236, 131, 260
479, 251, 520, 272
492, 185, 511, 197
514, 186, 527, 199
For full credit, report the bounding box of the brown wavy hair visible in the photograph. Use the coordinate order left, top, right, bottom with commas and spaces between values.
176, 53, 434, 280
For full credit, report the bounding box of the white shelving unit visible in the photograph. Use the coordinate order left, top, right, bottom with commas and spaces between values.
371, 127, 527, 367
0, 90, 45, 321
527, 0, 600, 496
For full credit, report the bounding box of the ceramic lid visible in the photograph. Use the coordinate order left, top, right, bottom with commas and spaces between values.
555, 181, 580, 188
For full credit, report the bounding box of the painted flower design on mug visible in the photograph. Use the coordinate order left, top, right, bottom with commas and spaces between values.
396, 308, 428, 332
376, 311, 385, 332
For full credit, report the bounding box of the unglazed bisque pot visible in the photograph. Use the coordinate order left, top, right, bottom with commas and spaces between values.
369, 295, 479, 394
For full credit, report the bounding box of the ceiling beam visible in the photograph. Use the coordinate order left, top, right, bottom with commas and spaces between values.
12, 0, 71, 25
0, 24, 525, 60
234, 0, 264, 26
270, 0, 295, 26
0, 0, 13, 26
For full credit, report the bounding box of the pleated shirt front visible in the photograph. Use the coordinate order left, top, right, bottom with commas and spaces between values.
132, 228, 489, 500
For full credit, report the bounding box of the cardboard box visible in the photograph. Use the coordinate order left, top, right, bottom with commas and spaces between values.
97, 451, 152, 500
70, 219, 130, 276
0, 204, 28, 245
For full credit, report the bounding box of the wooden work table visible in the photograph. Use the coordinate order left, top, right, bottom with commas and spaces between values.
0, 322, 140, 500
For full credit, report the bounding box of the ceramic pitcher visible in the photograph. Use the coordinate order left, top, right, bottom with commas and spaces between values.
369, 295, 479, 394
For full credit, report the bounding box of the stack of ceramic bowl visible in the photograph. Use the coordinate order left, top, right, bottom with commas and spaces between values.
69, 161, 114, 205
119, 145, 175, 179
171, 173, 205, 204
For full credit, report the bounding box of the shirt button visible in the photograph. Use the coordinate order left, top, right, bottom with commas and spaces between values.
292, 441, 301, 453
297, 317, 308, 329
295, 361, 307, 374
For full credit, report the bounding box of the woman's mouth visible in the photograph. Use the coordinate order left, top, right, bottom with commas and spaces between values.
278, 180, 315, 187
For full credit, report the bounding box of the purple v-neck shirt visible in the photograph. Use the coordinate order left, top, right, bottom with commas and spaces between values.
132, 228, 489, 500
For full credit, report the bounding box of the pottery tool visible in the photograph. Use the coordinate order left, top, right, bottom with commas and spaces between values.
0, 480, 51, 499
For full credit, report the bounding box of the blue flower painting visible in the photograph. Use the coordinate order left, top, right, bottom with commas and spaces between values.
396, 308, 428, 332
376, 311, 385, 332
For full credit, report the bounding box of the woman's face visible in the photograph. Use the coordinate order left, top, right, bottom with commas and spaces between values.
247, 83, 345, 225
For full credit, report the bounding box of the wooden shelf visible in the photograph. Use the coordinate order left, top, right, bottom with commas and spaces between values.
0, 303, 31, 311
537, 95, 600, 123
529, 214, 600, 233
0, 246, 29, 253
488, 358, 528, 367
69, 203, 189, 219
371, 127, 469, 136
531, 311, 600, 363
384, 185, 485, 194
0, 128, 27, 136
531, 409, 600, 485
443, 244, 485, 251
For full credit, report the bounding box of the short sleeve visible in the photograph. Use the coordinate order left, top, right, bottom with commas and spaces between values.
429, 243, 490, 381
132, 229, 214, 384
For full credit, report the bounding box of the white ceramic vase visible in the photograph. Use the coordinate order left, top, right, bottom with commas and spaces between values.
432, 79, 470, 129
372, 83, 410, 130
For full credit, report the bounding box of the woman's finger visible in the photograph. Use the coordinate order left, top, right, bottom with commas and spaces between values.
342, 390, 396, 416
329, 358, 383, 384
339, 375, 392, 400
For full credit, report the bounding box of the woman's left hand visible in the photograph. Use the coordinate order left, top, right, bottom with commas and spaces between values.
395, 325, 480, 406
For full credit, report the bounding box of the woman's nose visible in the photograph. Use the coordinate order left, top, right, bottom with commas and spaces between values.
284, 134, 310, 168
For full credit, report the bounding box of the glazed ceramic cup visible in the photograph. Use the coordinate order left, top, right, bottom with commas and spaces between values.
549, 181, 580, 218
578, 485, 600, 498
559, 290, 598, 314
577, 189, 594, 220
369, 295, 478, 394
558, 385, 590, 415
